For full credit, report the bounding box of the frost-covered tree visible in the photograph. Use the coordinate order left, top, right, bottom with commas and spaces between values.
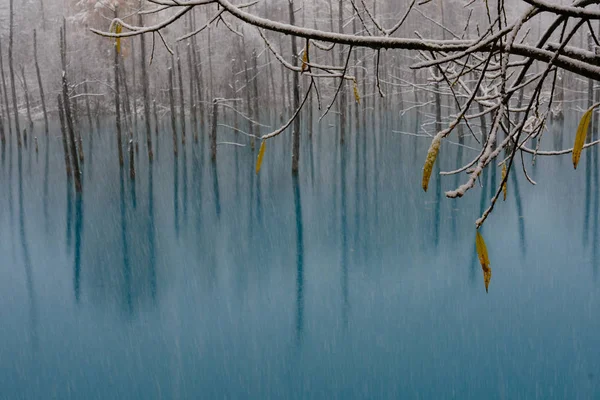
89, 0, 600, 227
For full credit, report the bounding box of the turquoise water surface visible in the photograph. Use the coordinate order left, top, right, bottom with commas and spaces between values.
1, 116, 599, 399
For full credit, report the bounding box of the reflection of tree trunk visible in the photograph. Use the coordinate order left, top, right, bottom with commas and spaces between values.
119, 169, 132, 315
293, 175, 304, 345
18, 146, 38, 348
212, 162, 221, 218
340, 146, 349, 327
182, 138, 188, 224
148, 165, 157, 302
173, 154, 180, 238
74, 193, 83, 303
66, 173, 73, 253
510, 168, 526, 256
434, 160, 441, 248
593, 141, 599, 276
43, 132, 49, 235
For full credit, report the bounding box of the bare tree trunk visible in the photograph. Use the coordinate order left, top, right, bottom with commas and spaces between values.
289, 0, 301, 175
263, 1, 277, 123
120, 64, 133, 149
9, 0, 21, 148
129, 138, 135, 180
113, 9, 124, 168
352, 11, 359, 133
243, 58, 254, 140
230, 55, 239, 133
277, 36, 288, 121
39, 0, 46, 31
94, 98, 100, 132
191, 37, 204, 135
34, 30, 48, 135
153, 99, 159, 159
60, 26, 81, 192
168, 66, 178, 157
138, 5, 153, 161
153, 99, 159, 139
0, 98, 4, 145
57, 94, 71, 178
187, 41, 198, 143
251, 48, 260, 150
177, 48, 186, 145
211, 99, 218, 162
0, 39, 13, 140
131, 37, 138, 147
19, 66, 33, 131
84, 82, 93, 132
208, 28, 214, 102
190, 14, 205, 133
434, 81, 442, 134
338, 0, 346, 144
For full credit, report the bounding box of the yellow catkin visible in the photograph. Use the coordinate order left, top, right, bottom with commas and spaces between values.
353, 79, 360, 104
301, 44, 309, 73
115, 23, 122, 54
573, 103, 600, 169
256, 140, 266, 174
422, 136, 441, 192
476, 230, 492, 293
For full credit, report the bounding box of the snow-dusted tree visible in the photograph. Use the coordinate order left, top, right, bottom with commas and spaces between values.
84, 0, 600, 226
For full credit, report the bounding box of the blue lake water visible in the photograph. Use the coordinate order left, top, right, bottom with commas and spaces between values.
1, 115, 600, 399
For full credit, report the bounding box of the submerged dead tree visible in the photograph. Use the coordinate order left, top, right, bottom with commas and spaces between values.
8, 0, 21, 147
33, 30, 48, 136
137, 5, 153, 161
60, 25, 81, 192
57, 94, 71, 179
113, 10, 124, 167
19, 66, 33, 131
168, 65, 178, 157
211, 98, 218, 162
289, 0, 300, 175
0, 39, 11, 142
177, 49, 186, 145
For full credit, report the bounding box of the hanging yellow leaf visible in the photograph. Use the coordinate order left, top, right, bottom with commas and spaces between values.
353, 79, 360, 104
301, 44, 309, 73
572, 102, 600, 169
422, 136, 441, 192
256, 140, 266, 174
115, 23, 122, 55
501, 163, 507, 201
475, 230, 492, 293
